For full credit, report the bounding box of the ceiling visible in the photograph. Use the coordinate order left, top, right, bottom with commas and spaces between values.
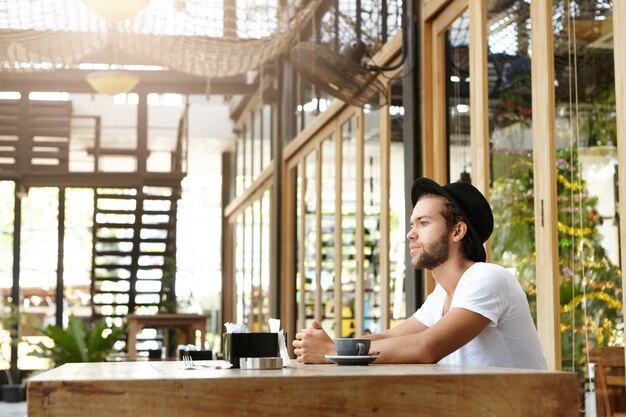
0, 0, 322, 95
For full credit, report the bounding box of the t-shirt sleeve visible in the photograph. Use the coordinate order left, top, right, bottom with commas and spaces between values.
450, 268, 508, 326
412, 285, 442, 327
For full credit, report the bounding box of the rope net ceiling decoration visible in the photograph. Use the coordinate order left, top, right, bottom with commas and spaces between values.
0, 0, 325, 78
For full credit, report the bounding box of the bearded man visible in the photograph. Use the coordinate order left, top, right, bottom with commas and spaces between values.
292, 177, 547, 369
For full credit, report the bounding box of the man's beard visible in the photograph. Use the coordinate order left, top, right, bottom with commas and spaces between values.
411, 232, 451, 270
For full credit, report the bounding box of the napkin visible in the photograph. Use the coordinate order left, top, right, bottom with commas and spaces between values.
224, 322, 247, 333
269, 317, 291, 367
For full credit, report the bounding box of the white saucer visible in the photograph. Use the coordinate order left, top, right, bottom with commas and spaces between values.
325, 354, 379, 366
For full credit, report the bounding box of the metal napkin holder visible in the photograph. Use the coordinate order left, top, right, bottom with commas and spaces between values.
239, 357, 283, 370
222, 332, 280, 368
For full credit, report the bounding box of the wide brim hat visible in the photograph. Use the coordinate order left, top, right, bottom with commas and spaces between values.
411, 177, 494, 262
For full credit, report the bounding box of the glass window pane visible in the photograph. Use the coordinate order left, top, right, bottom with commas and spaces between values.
253, 109, 262, 180
389, 79, 406, 324
21, 188, 59, 289
0, 181, 15, 291
447, 10, 471, 183
295, 163, 304, 326
260, 190, 271, 327
341, 117, 357, 337
489, 1, 535, 322
95, 95, 137, 173
262, 105, 272, 170
364, 108, 381, 334
250, 198, 262, 330
147, 96, 184, 173
552, 1, 621, 376
235, 213, 245, 324
64, 188, 94, 315
245, 122, 253, 188
236, 136, 244, 196
303, 151, 318, 328
321, 136, 336, 336
243, 206, 253, 326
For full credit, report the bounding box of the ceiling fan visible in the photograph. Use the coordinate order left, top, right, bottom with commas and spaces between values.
288, 3, 407, 109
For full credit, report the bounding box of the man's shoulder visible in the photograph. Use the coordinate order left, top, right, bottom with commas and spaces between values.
462, 263, 517, 292
468, 262, 513, 277
466, 262, 512, 278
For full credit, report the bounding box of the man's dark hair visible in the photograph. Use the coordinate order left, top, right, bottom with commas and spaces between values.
421, 193, 477, 260
441, 199, 477, 260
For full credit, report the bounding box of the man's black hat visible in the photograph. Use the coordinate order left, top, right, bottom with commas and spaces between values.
411, 177, 494, 262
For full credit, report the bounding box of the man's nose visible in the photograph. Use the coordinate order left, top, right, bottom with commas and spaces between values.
406, 227, 416, 240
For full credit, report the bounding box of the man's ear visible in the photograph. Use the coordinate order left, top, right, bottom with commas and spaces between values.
452, 221, 468, 242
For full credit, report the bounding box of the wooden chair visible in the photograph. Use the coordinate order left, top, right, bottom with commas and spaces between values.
589, 347, 626, 417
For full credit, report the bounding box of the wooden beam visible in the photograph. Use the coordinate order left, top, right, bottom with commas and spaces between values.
379, 88, 391, 331
0, 70, 256, 95
282, 163, 299, 354
224, 161, 274, 219
530, 0, 560, 371
314, 144, 322, 324
423, 0, 451, 21
297, 162, 306, 333
334, 117, 343, 338
421, 18, 434, 181
468, 0, 491, 259
355, 109, 365, 335
15, 172, 184, 188
222, 152, 235, 325
431, 21, 448, 185
137, 94, 147, 174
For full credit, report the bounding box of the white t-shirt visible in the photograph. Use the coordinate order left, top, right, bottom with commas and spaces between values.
413, 262, 547, 370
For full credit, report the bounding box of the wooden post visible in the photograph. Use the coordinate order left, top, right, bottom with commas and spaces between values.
530, 0, 561, 370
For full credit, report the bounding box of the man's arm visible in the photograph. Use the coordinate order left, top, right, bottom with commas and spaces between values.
293, 316, 428, 363
372, 307, 490, 363
367, 315, 428, 341
293, 308, 487, 364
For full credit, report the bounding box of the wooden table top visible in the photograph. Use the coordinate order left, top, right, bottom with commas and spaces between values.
28, 360, 580, 417
27, 359, 567, 380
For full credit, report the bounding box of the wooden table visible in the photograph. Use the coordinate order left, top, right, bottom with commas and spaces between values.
27, 361, 579, 417
126, 314, 207, 359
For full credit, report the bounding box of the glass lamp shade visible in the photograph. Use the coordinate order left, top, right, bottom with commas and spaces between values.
86, 71, 140, 95
82, 0, 149, 21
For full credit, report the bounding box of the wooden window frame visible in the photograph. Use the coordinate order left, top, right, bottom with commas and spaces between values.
423, 0, 626, 372
281, 32, 403, 345
422, 0, 563, 369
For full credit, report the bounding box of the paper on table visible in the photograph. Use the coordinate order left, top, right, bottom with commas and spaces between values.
180, 360, 233, 370
224, 322, 247, 333
269, 317, 291, 367
268, 318, 280, 333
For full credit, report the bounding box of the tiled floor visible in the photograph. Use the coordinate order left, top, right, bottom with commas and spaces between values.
0, 400, 27, 417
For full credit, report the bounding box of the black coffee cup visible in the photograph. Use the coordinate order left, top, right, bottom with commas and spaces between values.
334, 338, 371, 356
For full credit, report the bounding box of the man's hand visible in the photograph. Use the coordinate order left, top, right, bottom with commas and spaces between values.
292, 321, 335, 364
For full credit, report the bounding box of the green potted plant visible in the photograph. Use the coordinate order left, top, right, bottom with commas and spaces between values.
29, 316, 126, 366
0, 301, 26, 402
